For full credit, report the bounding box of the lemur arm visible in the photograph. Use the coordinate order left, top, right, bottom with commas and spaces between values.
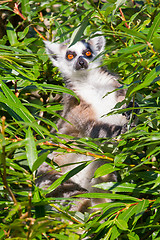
56, 96, 123, 138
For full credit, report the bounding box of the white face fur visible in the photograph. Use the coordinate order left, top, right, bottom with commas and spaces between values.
44, 34, 106, 79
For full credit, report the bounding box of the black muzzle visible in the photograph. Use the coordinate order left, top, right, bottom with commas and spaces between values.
75, 56, 88, 70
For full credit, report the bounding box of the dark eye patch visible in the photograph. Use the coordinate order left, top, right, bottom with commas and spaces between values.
82, 49, 93, 58
66, 50, 77, 61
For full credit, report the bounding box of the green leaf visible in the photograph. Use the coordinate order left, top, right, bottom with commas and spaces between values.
49, 234, 68, 240
75, 193, 139, 202
1, 80, 25, 107
130, 67, 160, 95
18, 27, 29, 40
133, 199, 150, 224
94, 164, 119, 178
37, 48, 48, 62
153, 37, 160, 50
117, 26, 147, 40
46, 162, 90, 193
0, 229, 5, 239
0, 44, 36, 55
113, 0, 128, 14
6, 21, 19, 46
0, 80, 44, 136
25, 127, 38, 172
0, 5, 12, 11
5, 203, 21, 220
1, 59, 36, 80
5, 139, 27, 152
147, 12, 160, 42
110, 225, 121, 240
36, 117, 58, 132
94, 182, 160, 195
0, 94, 32, 123
69, 11, 93, 47
103, 3, 115, 17
151, 174, 160, 189
41, 83, 79, 100
21, 0, 30, 15
69, 232, 79, 240
115, 219, 128, 231
114, 152, 127, 164
128, 232, 140, 240
93, 203, 125, 229
118, 44, 147, 55
103, 226, 112, 240
119, 204, 138, 222
32, 151, 50, 172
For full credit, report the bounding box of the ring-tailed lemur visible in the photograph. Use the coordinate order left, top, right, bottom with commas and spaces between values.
36, 33, 133, 212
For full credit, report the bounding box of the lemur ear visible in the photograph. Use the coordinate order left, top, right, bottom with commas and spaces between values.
88, 32, 106, 53
44, 40, 61, 67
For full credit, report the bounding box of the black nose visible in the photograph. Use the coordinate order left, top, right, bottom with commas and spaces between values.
79, 58, 85, 66
75, 56, 88, 70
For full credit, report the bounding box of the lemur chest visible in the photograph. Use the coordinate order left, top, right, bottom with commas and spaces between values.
74, 83, 127, 126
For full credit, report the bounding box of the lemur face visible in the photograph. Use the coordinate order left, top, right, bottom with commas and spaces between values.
65, 41, 93, 71
44, 33, 106, 79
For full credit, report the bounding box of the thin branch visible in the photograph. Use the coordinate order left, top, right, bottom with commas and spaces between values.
13, 3, 46, 40
119, 8, 129, 29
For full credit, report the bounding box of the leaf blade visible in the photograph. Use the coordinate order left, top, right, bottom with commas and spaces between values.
69, 11, 93, 47
147, 12, 160, 42
25, 128, 38, 172
6, 21, 19, 46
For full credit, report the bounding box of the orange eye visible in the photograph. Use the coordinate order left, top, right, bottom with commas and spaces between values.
85, 51, 92, 57
67, 54, 74, 60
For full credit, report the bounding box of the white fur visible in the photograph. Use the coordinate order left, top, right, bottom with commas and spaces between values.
72, 69, 127, 125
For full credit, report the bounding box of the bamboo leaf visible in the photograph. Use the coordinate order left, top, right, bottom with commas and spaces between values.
6, 21, 19, 46
32, 151, 50, 172
119, 204, 138, 223
103, 226, 112, 240
46, 162, 90, 193
69, 11, 93, 47
1, 80, 25, 107
117, 26, 147, 40
133, 199, 150, 224
93, 182, 160, 195
41, 83, 79, 100
113, 0, 128, 14
110, 225, 121, 240
118, 44, 147, 55
0, 81, 44, 136
21, 0, 30, 15
153, 37, 160, 50
130, 67, 160, 95
25, 128, 38, 172
115, 219, 128, 231
0, 44, 36, 55
127, 232, 140, 240
94, 164, 119, 178
151, 175, 160, 190
147, 12, 160, 42
1, 59, 36, 80
75, 193, 139, 202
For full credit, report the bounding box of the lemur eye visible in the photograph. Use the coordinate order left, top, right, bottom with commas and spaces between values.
66, 51, 77, 61
67, 54, 74, 60
85, 51, 92, 57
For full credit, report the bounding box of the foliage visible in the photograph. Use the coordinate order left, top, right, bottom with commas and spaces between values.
0, 0, 160, 239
